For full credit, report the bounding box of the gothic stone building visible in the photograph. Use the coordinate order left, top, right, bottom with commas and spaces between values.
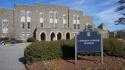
0, 5, 92, 41
98, 23, 109, 38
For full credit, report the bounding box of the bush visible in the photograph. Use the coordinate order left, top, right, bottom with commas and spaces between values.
24, 38, 125, 63
0, 37, 10, 42
27, 37, 36, 42
103, 38, 125, 57
60, 39, 75, 59
24, 41, 62, 63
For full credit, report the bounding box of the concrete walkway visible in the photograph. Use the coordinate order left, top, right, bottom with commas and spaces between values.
0, 43, 29, 70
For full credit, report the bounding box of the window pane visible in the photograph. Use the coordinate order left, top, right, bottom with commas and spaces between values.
54, 19, 57, 23
74, 24, 76, 29
78, 24, 80, 29
40, 18, 44, 23
50, 18, 53, 23
27, 22, 30, 29
21, 16, 25, 22
63, 19, 66, 24
27, 17, 31, 22
41, 23, 43, 27
22, 22, 25, 28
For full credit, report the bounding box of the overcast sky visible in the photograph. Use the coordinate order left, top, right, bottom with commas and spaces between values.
0, 0, 125, 31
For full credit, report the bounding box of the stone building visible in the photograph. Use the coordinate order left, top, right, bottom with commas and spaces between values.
98, 23, 109, 38
0, 5, 92, 41
0, 9, 13, 38
109, 30, 125, 39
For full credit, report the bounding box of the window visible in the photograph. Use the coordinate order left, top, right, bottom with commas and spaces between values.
74, 24, 80, 29
22, 22, 25, 28
62, 14, 66, 24
63, 19, 66, 24
40, 18, 44, 23
27, 17, 31, 22
74, 24, 76, 29
2, 19, 8, 33
40, 18, 44, 27
77, 24, 80, 29
54, 18, 58, 24
27, 17, 31, 29
50, 18, 53, 23
21, 16, 25, 22
41, 23, 43, 27
77, 20, 80, 24
73, 20, 76, 24
27, 22, 30, 29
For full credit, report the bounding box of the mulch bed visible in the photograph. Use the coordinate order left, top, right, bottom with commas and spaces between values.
25, 56, 125, 70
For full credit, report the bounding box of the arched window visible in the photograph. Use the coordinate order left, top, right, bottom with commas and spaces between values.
41, 32, 46, 41
50, 32, 55, 41
57, 33, 62, 40
66, 32, 70, 40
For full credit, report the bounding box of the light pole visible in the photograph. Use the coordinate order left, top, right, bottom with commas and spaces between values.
12, 0, 15, 39
75, 34, 77, 61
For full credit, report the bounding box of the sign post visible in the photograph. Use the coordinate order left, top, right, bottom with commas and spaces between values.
75, 34, 77, 69
75, 34, 77, 61
101, 35, 104, 64
75, 29, 103, 64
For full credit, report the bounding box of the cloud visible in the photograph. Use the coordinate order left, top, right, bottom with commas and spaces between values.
47, 0, 125, 31
49, 0, 85, 11
96, 7, 125, 31
97, 7, 123, 23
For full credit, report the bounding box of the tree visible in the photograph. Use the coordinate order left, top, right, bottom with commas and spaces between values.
115, 0, 125, 24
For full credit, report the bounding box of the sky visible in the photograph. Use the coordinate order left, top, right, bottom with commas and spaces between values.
0, 0, 125, 31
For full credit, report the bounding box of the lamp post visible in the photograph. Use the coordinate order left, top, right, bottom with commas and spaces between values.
75, 34, 77, 69
12, 0, 15, 39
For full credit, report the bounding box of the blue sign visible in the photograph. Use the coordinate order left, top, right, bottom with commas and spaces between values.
76, 30, 101, 54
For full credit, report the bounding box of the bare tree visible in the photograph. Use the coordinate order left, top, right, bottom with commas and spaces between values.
115, 0, 125, 24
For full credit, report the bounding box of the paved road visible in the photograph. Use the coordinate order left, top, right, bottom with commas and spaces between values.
0, 43, 29, 70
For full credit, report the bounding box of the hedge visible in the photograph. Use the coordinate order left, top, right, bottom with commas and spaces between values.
103, 38, 125, 57
60, 39, 75, 59
24, 41, 62, 63
24, 38, 125, 63
27, 37, 36, 42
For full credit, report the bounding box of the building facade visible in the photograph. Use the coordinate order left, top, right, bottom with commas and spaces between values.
98, 23, 109, 38
0, 9, 13, 38
0, 5, 92, 41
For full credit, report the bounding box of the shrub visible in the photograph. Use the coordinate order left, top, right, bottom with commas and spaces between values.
60, 39, 75, 59
24, 38, 125, 63
27, 37, 36, 42
24, 41, 62, 63
103, 38, 125, 57
0, 37, 10, 42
